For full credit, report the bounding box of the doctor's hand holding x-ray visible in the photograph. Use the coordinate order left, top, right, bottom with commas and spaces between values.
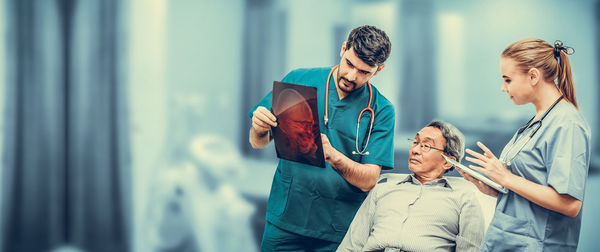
251, 104, 381, 192
251, 104, 382, 193
249, 106, 277, 149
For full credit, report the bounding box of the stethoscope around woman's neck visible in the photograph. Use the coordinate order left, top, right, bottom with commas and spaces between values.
502, 95, 563, 166
518, 95, 564, 136
324, 65, 374, 155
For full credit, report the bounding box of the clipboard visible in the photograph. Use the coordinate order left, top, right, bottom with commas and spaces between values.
442, 154, 508, 194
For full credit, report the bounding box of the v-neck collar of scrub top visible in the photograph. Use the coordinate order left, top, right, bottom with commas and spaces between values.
500, 102, 566, 168
512, 100, 568, 142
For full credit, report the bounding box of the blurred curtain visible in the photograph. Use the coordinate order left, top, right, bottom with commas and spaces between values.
596, 1, 600, 158
399, 0, 437, 131
239, 0, 287, 158
2, 0, 131, 251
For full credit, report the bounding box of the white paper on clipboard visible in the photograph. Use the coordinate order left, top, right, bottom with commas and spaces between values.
442, 154, 508, 194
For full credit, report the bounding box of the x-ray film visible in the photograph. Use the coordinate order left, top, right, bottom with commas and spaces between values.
272, 81, 325, 168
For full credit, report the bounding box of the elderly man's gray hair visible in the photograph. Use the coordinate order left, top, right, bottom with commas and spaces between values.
427, 120, 465, 173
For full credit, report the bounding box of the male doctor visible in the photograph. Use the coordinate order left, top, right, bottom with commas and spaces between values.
249, 25, 396, 251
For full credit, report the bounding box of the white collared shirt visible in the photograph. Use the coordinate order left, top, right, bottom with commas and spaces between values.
337, 174, 484, 252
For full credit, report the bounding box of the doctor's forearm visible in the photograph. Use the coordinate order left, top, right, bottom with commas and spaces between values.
249, 128, 272, 149
329, 154, 381, 192
504, 174, 582, 217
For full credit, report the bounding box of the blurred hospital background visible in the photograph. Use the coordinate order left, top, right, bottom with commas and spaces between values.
0, 0, 599, 251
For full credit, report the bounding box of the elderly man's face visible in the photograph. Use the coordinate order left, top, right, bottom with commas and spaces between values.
408, 126, 448, 179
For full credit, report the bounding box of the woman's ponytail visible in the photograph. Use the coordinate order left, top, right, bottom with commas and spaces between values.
554, 41, 578, 109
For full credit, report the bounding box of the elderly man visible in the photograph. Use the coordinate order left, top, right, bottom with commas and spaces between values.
337, 121, 484, 252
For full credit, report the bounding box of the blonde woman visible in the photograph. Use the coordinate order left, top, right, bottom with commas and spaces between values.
460, 38, 591, 251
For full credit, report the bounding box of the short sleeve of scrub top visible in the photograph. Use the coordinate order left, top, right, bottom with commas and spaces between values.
247, 72, 293, 136
544, 119, 591, 201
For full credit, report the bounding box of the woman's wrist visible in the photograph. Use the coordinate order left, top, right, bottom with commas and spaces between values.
499, 171, 516, 189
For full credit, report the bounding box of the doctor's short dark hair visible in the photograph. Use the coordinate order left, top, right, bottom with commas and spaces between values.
346, 25, 391, 67
427, 120, 465, 173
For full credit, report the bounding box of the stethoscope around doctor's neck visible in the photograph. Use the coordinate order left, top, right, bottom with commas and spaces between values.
324, 65, 374, 156
502, 95, 564, 166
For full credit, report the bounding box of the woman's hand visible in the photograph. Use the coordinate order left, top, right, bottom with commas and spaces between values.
457, 168, 498, 197
465, 142, 583, 217
465, 141, 513, 187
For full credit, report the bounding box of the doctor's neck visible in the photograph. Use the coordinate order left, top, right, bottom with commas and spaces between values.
531, 81, 563, 117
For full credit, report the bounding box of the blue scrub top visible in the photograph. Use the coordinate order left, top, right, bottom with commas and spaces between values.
480, 101, 591, 252
248, 67, 396, 242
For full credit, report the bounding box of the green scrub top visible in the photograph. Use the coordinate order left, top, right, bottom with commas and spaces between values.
248, 67, 396, 242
